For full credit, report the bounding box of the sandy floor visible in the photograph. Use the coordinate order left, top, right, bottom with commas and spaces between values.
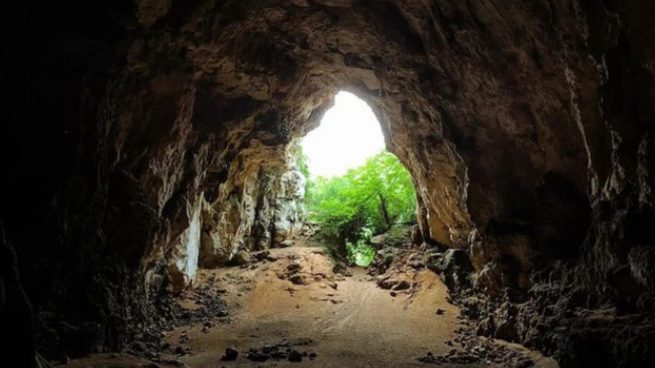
61, 245, 558, 368
163, 246, 557, 368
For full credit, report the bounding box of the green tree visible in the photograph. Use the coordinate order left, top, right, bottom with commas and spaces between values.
303, 150, 417, 265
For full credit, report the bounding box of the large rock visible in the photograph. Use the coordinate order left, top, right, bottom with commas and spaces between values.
442, 249, 473, 289
199, 146, 306, 267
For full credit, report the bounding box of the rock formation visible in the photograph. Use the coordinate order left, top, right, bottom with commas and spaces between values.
198, 144, 306, 270
1, 0, 654, 366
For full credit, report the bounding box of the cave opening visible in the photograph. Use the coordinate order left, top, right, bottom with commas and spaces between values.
297, 91, 418, 267
300, 91, 386, 179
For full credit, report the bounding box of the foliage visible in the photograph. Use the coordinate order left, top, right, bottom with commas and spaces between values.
302, 149, 417, 265
346, 227, 377, 266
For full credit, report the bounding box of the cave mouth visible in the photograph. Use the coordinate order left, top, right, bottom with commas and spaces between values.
300, 91, 386, 179
297, 91, 418, 267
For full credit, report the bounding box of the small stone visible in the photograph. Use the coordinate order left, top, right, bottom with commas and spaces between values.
289, 274, 307, 285
232, 250, 251, 265
288, 260, 302, 273
222, 347, 239, 361
252, 250, 271, 261
392, 280, 411, 290
288, 349, 303, 362
272, 351, 287, 359
247, 352, 270, 362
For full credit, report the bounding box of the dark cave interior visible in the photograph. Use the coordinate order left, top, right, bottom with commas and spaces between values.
1, 1, 654, 367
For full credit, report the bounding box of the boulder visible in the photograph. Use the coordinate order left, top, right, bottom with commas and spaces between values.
370, 234, 387, 249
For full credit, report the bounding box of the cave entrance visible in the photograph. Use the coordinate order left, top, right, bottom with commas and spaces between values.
300, 91, 386, 178
297, 91, 417, 267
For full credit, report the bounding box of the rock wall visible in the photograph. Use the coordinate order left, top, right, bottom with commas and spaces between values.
199, 144, 306, 269
160, 143, 306, 293
2, 0, 654, 365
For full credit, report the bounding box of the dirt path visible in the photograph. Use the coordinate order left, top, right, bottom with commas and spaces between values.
61, 245, 558, 368
162, 246, 558, 368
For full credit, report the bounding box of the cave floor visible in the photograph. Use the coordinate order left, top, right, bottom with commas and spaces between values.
62, 245, 558, 368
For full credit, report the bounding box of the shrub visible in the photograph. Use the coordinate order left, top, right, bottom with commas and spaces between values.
302, 149, 417, 264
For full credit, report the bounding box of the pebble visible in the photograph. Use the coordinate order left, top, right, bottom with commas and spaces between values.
288, 350, 303, 362
222, 347, 239, 361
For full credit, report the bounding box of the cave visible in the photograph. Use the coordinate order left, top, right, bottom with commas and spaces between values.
1, 1, 654, 367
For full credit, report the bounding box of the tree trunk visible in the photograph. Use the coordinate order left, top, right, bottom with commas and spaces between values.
378, 193, 391, 231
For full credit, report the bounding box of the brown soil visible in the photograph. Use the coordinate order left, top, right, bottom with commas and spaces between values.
167, 246, 558, 368
60, 245, 558, 367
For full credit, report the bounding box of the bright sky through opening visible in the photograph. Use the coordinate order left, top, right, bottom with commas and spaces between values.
301, 91, 385, 178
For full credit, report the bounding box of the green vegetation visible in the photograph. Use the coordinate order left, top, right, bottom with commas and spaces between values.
346, 228, 376, 267
298, 149, 417, 266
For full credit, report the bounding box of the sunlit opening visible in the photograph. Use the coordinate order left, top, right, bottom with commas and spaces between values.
301, 91, 385, 178
297, 91, 417, 268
